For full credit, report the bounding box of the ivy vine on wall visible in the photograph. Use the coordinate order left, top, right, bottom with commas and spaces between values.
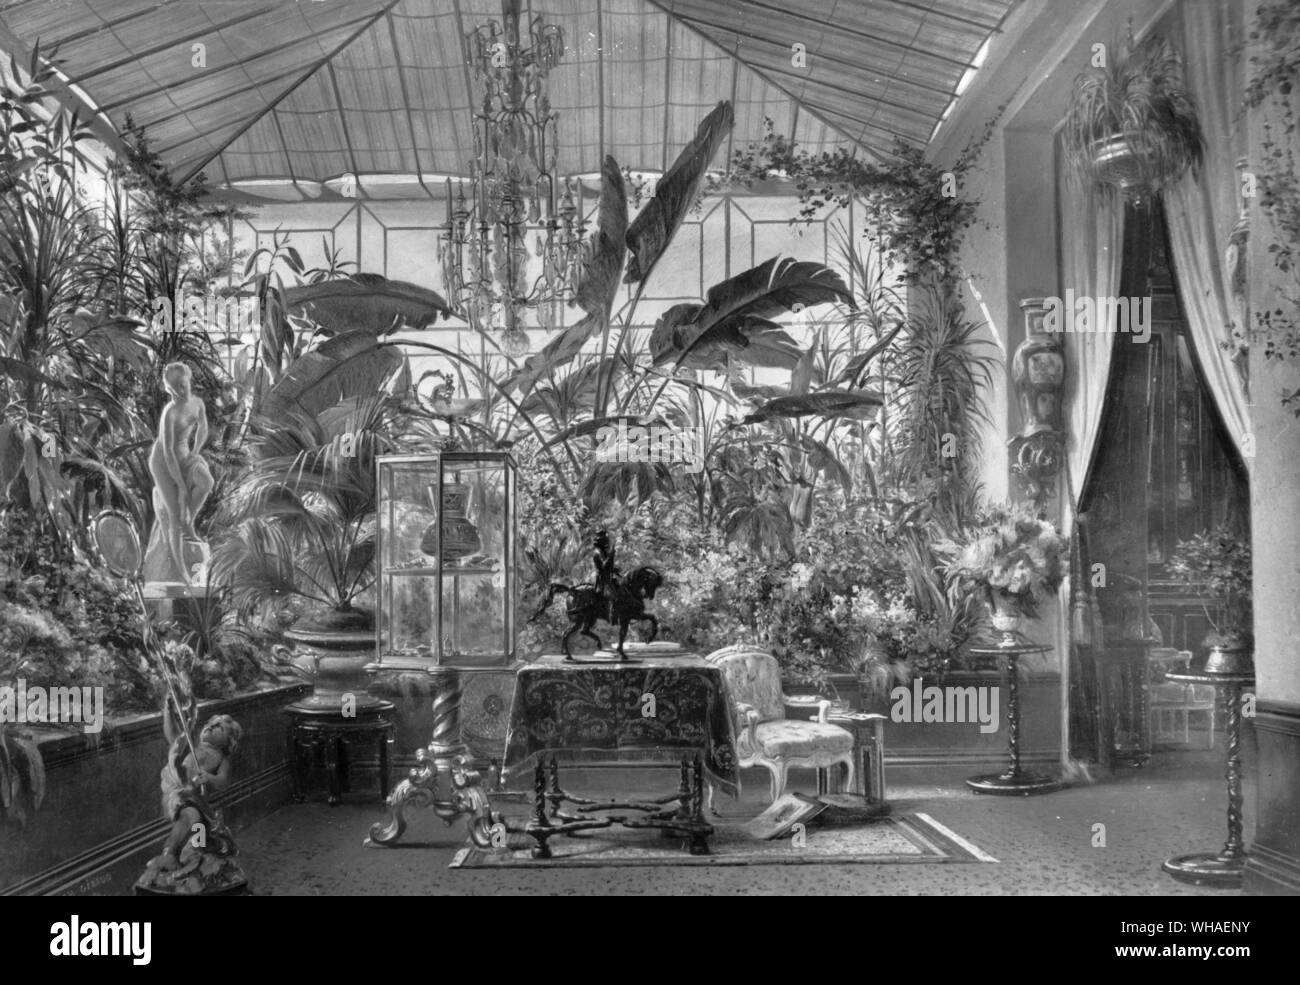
1243, 0, 1300, 413
713, 112, 1002, 285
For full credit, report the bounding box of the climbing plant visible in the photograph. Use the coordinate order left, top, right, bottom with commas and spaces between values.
716, 112, 1001, 285
1243, 0, 1300, 413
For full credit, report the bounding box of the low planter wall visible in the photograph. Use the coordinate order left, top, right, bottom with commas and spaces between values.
0, 681, 309, 896
788, 670, 1062, 767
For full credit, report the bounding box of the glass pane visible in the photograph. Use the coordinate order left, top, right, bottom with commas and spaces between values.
377, 454, 515, 666
442, 572, 506, 665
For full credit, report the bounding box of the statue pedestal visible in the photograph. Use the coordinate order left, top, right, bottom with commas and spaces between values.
143, 525, 210, 586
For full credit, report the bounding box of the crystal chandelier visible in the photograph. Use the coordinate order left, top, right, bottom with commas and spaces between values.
440, 0, 585, 357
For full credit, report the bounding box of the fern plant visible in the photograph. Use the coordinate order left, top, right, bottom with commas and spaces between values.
1063, 32, 1205, 195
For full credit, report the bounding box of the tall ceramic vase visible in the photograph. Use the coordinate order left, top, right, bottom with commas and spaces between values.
420, 482, 481, 560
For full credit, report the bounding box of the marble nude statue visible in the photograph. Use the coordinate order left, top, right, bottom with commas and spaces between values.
143, 362, 213, 585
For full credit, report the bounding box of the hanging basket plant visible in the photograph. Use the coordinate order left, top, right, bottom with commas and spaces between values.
1063, 32, 1205, 197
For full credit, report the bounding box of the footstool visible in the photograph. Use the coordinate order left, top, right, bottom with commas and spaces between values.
285, 701, 395, 806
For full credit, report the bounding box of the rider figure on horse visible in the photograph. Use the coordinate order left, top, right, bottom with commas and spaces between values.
593, 529, 621, 608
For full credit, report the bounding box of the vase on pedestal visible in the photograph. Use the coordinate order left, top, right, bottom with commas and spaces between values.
280, 606, 387, 714
988, 589, 1025, 647
1202, 640, 1253, 676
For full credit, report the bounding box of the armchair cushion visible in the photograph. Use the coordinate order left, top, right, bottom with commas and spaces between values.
754, 719, 854, 760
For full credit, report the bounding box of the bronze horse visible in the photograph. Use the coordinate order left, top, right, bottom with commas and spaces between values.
530, 565, 664, 659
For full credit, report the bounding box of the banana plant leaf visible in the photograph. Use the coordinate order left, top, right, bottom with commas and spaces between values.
835, 321, 905, 387
649, 257, 854, 368
519, 357, 623, 420
262, 330, 403, 420
740, 388, 884, 425
729, 379, 789, 403
541, 413, 668, 450
283, 274, 451, 336
574, 155, 627, 317
500, 312, 599, 394
625, 101, 734, 284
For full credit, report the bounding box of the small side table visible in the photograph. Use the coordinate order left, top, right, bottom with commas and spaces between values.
818, 711, 888, 804
965, 638, 1062, 795
1161, 669, 1254, 887
286, 700, 395, 806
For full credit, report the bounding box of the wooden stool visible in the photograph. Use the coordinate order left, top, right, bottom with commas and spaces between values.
285, 701, 395, 806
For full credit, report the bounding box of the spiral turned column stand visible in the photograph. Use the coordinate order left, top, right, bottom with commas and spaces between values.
965, 639, 1063, 795
1162, 671, 1254, 887
366, 666, 495, 848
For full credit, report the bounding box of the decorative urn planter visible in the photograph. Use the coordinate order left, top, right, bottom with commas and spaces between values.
1202, 640, 1254, 676
280, 607, 386, 713
1088, 134, 1148, 196
988, 590, 1025, 645
420, 482, 482, 560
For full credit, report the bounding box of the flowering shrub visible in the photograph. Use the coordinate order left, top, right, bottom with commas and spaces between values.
513, 461, 980, 687
0, 510, 272, 716
0, 514, 157, 714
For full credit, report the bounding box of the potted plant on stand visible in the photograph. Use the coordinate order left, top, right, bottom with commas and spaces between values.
944, 503, 1068, 648
211, 396, 403, 712
1062, 30, 1204, 198
1167, 527, 1253, 674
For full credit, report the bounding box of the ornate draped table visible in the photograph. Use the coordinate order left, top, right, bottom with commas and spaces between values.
501, 653, 739, 856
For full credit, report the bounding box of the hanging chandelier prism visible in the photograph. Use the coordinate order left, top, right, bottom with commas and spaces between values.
440, 0, 585, 357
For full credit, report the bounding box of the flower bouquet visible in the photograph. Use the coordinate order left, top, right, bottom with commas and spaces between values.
943, 503, 1068, 640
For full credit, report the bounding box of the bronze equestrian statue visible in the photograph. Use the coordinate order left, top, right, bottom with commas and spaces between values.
530, 531, 663, 659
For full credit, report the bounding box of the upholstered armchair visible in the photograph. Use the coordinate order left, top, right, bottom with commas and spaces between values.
705, 646, 857, 809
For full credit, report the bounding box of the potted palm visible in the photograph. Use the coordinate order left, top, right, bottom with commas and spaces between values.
1167, 527, 1253, 674
1062, 31, 1204, 197
211, 393, 404, 711
944, 503, 1067, 646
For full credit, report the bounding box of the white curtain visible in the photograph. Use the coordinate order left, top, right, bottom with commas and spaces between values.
1056, 160, 1126, 768
1059, 184, 1126, 525
1162, 0, 1253, 468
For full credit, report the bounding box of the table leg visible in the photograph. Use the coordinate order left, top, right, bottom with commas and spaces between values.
689, 755, 711, 856
288, 723, 305, 803
1163, 683, 1249, 886
546, 758, 565, 820
528, 758, 554, 859
674, 758, 692, 825
966, 652, 1061, 795
324, 735, 342, 806
379, 726, 392, 800
339, 737, 352, 794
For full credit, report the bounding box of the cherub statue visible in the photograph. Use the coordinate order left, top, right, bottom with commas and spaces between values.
136, 690, 247, 895
143, 362, 213, 584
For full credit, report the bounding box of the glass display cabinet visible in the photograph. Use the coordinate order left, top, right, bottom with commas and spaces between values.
375, 452, 517, 667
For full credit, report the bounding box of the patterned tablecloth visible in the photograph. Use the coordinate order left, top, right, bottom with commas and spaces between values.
502, 654, 740, 796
